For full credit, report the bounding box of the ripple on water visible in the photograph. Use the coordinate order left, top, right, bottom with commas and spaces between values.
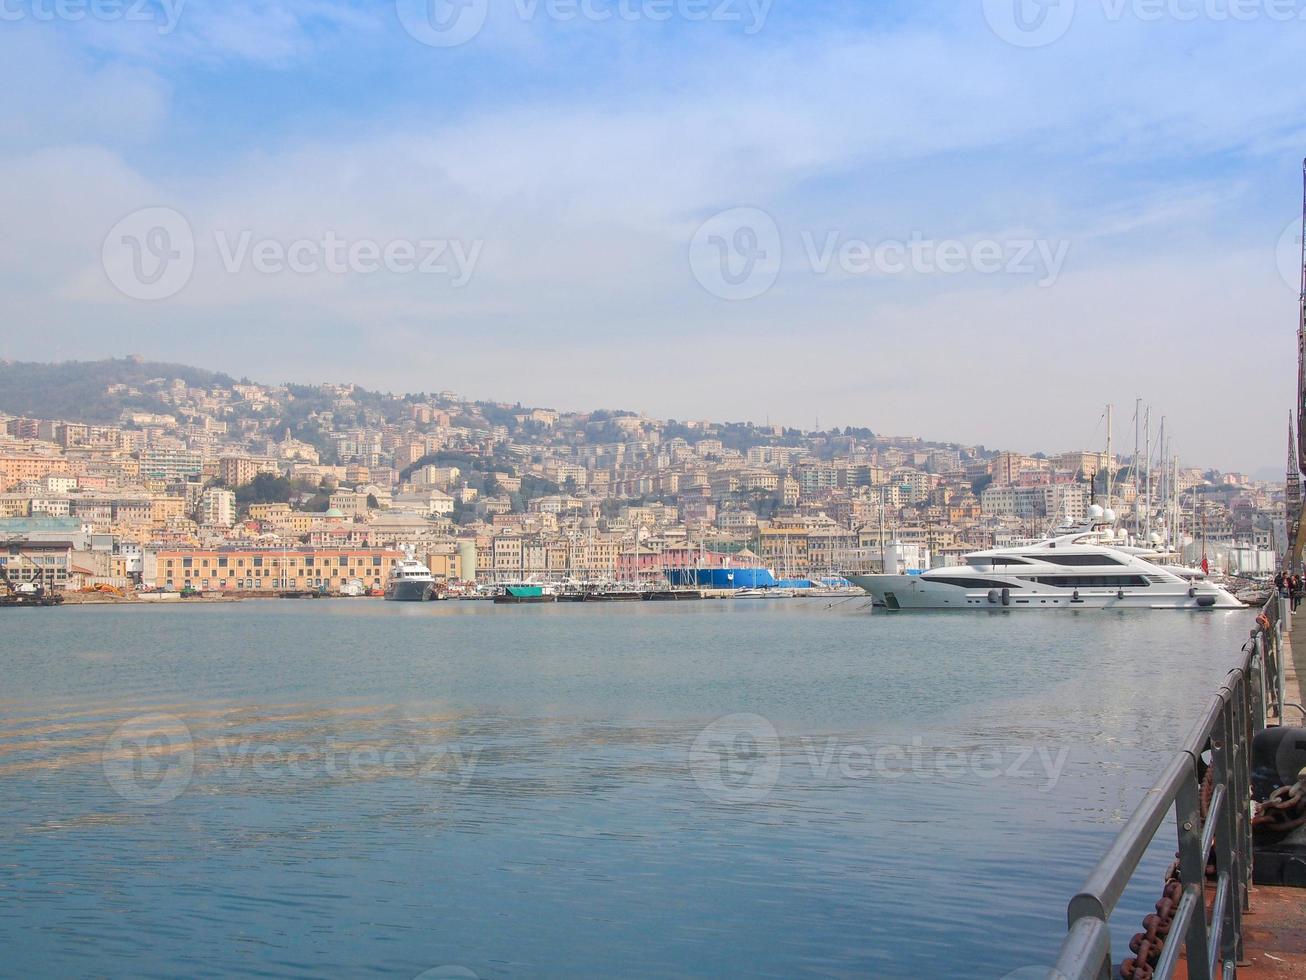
0, 602, 1254, 978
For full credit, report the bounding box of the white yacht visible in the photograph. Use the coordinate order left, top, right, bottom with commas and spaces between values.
384, 546, 435, 602
848, 508, 1241, 611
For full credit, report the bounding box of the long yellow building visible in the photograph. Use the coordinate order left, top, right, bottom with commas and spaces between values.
147, 548, 404, 592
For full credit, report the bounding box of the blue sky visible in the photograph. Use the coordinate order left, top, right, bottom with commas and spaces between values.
2, 0, 1304, 473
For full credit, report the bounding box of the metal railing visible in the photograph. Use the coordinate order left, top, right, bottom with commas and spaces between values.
1049, 597, 1288, 980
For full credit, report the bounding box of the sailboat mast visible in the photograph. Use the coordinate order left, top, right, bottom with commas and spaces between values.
1105, 402, 1114, 514
1144, 406, 1152, 541
1132, 398, 1142, 538
1160, 419, 1167, 539
1172, 453, 1180, 555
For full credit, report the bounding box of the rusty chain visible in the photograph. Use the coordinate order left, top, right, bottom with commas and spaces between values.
1119, 858, 1183, 980
1252, 766, 1306, 834
1119, 760, 1216, 980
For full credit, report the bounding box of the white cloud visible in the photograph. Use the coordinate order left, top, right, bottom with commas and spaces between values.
2, 4, 1304, 473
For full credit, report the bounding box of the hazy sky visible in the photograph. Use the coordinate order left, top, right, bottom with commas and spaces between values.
1, 0, 1303, 474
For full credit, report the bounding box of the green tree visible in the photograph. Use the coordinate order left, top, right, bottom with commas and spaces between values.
235, 473, 293, 505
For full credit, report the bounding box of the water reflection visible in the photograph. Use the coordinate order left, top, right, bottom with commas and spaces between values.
0, 603, 1254, 978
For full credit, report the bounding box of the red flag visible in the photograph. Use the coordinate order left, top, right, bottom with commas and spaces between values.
1201, 557, 1210, 575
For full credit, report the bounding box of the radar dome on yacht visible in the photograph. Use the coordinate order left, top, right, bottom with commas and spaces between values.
1088, 504, 1105, 520
1149, 532, 1162, 545
1103, 508, 1116, 523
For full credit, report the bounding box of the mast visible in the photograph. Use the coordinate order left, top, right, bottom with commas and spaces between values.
1175, 452, 1185, 554
1105, 403, 1114, 515
1201, 507, 1208, 574
1161, 423, 1168, 545
1143, 406, 1152, 541
1132, 399, 1142, 538
1162, 422, 1168, 541
1176, 455, 1181, 553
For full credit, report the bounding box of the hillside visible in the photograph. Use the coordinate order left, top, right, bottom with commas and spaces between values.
0, 358, 240, 423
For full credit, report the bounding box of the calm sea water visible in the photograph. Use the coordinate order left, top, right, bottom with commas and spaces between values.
0, 600, 1255, 979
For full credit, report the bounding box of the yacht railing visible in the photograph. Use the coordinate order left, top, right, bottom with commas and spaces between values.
1048, 596, 1287, 980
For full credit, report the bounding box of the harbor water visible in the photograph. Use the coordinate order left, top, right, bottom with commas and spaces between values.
0, 601, 1255, 978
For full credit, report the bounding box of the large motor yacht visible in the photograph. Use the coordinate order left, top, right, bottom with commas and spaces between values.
384, 546, 435, 601
848, 507, 1241, 611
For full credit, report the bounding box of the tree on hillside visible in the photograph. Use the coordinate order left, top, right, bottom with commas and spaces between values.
234, 473, 294, 505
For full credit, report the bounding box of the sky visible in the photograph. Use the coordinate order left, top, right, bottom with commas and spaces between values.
1, 0, 1304, 475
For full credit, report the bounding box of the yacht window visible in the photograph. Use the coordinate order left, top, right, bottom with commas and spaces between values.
926, 576, 1021, 590
1030, 575, 1149, 588
1029, 554, 1125, 567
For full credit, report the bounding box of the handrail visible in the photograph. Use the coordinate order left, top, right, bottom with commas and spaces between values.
1048, 596, 1285, 980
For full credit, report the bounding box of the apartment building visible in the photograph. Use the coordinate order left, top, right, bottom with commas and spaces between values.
139, 447, 203, 482
0, 453, 72, 490
218, 455, 280, 487
199, 488, 237, 527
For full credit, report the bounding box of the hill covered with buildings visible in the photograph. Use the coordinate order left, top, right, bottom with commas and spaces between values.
0, 359, 1285, 594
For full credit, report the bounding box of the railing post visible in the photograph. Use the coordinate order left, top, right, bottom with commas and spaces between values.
1214, 693, 1243, 970
1231, 670, 1253, 919
1277, 622, 1287, 722
1251, 634, 1267, 734
1176, 760, 1213, 980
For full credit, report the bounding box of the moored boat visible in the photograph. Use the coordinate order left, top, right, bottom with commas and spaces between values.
644, 589, 703, 601
493, 583, 557, 604
848, 508, 1242, 611
384, 546, 435, 602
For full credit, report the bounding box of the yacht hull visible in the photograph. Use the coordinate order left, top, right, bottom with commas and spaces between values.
385, 581, 432, 602
848, 574, 1244, 611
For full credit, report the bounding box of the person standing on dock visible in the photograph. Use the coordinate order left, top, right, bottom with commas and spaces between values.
1293, 574, 1304, 612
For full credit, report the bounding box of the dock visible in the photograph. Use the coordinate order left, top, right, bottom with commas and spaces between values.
1220, 605, 1306, 980
1050, 598, 1306, 980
